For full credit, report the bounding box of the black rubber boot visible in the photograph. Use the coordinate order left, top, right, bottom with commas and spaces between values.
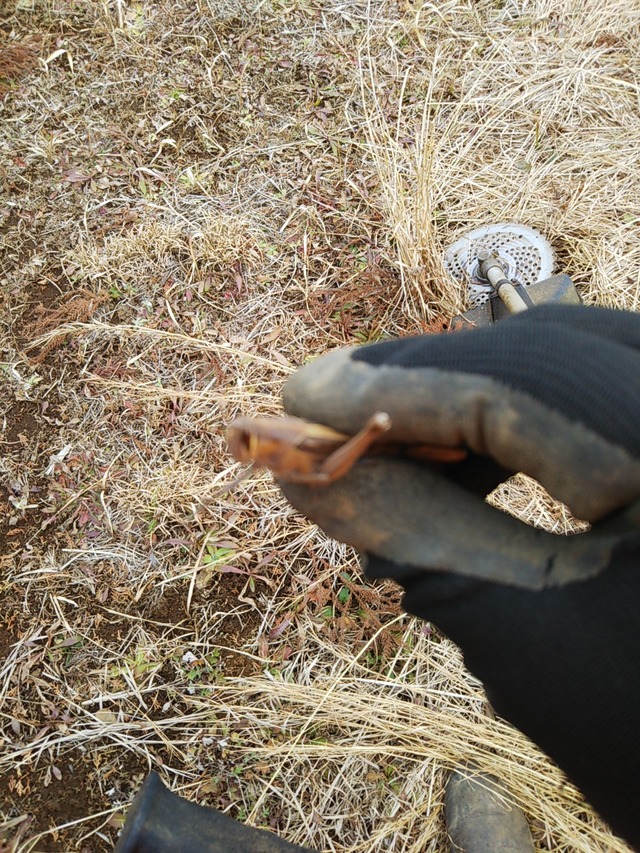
115, 772, 314, 852
445, 769, 534, 853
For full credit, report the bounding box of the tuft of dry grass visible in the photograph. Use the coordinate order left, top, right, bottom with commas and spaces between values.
217, 635, 623, 852
0, 40, 38, 97
1, 0, 639, 851
358, 43, 466, 322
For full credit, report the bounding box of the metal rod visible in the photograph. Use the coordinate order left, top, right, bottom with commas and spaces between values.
477, 250, 529, 314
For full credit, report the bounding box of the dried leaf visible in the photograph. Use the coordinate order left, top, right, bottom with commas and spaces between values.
44, 48, 73, 72
56, 635, 83, 648
62, 168, 91, 184
261, 327, 282, 344
268, 618, 292, 641
94, 710, 117, 724
272, 351, 291, 368
215, 564, 245, 574
257, 635, 268, 658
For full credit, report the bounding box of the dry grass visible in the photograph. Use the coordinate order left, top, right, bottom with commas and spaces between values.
1, 0, 640, 850
0, 39, 38, 97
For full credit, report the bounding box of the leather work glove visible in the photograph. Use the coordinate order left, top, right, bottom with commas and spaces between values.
279, 305, 640, 849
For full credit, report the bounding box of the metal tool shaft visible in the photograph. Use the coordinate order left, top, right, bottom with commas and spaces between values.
477, 250, 529, 314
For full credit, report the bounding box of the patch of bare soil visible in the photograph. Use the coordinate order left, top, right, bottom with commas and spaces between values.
0, 397, 57, 554
0, 749, 144, 853
0, 569, 264, 850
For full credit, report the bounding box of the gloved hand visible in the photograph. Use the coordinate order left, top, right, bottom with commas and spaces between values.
279, 305, 640, 849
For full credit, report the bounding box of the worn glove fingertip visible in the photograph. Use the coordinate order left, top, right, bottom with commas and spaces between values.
283, 347, 373, 428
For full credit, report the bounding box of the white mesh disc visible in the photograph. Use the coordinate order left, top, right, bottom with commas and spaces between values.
444, 223, 555, 308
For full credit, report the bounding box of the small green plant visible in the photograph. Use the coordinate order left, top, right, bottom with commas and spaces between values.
202, 544, 235, 567
110, 649, 161, 681
48, 634, 84, 666
182, 649, 223, 687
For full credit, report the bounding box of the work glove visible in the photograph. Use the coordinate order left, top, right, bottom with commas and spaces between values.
279, 305, 640, 850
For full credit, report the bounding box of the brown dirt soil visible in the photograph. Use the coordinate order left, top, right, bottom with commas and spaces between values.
1, 510, 265, 851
